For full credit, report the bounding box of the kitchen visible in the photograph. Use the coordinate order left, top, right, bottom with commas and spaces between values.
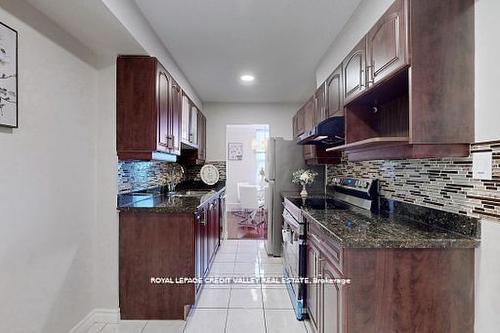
1, 0, 500, 333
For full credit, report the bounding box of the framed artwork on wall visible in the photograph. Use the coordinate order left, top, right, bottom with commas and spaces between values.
0, 21, 18, 128
228, 142, 243, 160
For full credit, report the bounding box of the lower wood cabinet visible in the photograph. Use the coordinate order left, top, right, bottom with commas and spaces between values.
119, 193, 222, 320
306, 218, 474, 333
306, 242, 321, 332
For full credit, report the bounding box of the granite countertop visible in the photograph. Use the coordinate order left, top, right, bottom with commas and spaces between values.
118, 182, 225, 214
282, 193, 480, 249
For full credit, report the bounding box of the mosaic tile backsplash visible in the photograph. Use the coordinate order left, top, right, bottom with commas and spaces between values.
326, 140, 500, 220
118, 160, 226, 194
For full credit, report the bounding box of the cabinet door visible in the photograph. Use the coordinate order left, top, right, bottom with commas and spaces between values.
190, 105, 198, 145
320, 258, 344, 333
157, 66, 171, 151
326, 64, 344, 118
181, 95, 190, 142
343, 38, 366, 104
314, 84, 326, 125
292, 114, 299, 138
195, 211, 203, 293
296, 108, 305, 137
303, 97, 315, 133
366, 0, 408, 86
306, 243, 321, 332
170, 80, 182, 155
197, 112, 206, 161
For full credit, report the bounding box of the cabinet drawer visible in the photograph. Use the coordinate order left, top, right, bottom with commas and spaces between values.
307, 218, 344, 274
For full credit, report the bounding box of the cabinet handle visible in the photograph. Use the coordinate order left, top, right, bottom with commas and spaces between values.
366, 65, 374, 85
359, 69, 366, 88
310, 233, 322, 244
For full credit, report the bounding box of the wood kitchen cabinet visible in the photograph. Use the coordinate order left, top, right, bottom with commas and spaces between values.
195, 207, 208, 293
313, 83, 326, 125
324, 0, 474, 161
303, 97, 315, 134
117, 56, 181, 160
320, 258, 343, 333
365, 0, 409, 87
120, 191, 223, 320
325, 64, 343, 118
293, 107, 306, 139
181, 108, 207, 165
306, 241, 321, 332
170, 78, 183, 156
342, 38, 366, 105
197, 111, 207, 162
305, 217, 474, 333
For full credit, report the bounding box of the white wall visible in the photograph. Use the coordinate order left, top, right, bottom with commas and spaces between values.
0, 5, 100, 333
204, 102, 299, 161
475, 0, 500, 142
474, 0, 500, 332
316, 0, 500, 331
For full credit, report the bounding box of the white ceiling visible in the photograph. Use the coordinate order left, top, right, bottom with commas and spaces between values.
135, 0, 361, 103
21, 0, 146, 68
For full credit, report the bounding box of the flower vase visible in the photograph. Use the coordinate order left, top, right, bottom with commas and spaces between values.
300, 184, 308, 199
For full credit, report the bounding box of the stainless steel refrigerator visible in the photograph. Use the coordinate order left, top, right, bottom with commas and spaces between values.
264, 137, 324, 257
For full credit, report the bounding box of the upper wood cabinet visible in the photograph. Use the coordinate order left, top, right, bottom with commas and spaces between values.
117, 56, 181, 160
303, 97, 315, 133
157, 67, 171, 150
325, 64, 343, 118
181, 94, 191, 143
342, 38, 366, 105
366, 0, 409, 87
197, 111, 207, 161
314, 83, 326, 124
293, 107, 306, 138
325, 0, 473, 161
170, 79, 182, 156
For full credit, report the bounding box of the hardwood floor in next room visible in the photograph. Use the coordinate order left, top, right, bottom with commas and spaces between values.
86, 240, 306, 333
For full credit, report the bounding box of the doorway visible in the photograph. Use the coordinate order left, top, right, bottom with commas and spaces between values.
225, 124, 269, 239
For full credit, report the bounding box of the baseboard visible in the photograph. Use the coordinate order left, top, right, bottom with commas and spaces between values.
69, 308, 120, 333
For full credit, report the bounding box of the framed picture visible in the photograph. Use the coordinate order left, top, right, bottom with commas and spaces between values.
0, 21, 18, 128
228, 142, 243, 160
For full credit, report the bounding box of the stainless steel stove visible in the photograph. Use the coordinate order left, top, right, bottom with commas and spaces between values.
282, 177, 379, 320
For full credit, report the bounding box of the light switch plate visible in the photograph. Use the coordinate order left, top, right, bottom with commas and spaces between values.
472, 151, 492, 180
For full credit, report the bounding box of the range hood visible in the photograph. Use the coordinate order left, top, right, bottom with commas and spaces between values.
297, 116, 345, 145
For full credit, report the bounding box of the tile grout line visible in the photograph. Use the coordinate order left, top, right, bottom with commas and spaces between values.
139, 321, 148, 333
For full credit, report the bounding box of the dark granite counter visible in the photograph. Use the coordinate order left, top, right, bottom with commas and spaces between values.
282, 192, 480, 249
118, 182, 225, 214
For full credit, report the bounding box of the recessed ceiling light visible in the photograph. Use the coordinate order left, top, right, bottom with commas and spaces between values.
240, 74, 255, 82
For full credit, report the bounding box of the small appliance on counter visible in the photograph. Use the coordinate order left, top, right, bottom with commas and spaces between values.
282, 177, 379, 320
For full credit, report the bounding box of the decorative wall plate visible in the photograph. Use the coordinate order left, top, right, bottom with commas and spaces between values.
200, 164, 220, 185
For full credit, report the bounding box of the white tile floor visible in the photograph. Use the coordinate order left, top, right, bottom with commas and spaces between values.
88, 240, 308, 333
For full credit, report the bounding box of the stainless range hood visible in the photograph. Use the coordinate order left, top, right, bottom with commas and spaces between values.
297, 116, 345, 145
